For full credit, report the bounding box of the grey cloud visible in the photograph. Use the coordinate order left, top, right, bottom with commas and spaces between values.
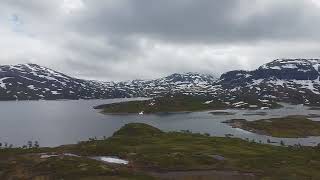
0, 0, 319, 81
73, 0, 320, 44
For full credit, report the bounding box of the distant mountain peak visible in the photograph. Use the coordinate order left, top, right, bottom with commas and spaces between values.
260, 58, 320, 70
218, 58, 320, 106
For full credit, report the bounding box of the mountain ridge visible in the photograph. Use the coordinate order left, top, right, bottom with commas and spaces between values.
0, 63, 217, 100
217, 58, 320, 106
0, 59, 320, 106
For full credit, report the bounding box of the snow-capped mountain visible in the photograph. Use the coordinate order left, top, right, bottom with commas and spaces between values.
0, 63, 130, 100
119, 72, 217, 97
1, 59, 320, 105
217, 59, 320, 106
0, 64, 217, 100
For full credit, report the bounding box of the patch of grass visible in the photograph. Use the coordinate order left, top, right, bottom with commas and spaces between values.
113, 123, 164, 137
31, 156, 152, 180
0, 146, 153, 179
224, 115, 320, 138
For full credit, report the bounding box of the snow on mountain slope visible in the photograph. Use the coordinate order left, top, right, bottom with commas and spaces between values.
0, 64, 137, 100
218, 59, 320, 106
257, 59, 320, 80
1, 59, 320, 106
130, 73, 218, 96
0, 64, 217, 100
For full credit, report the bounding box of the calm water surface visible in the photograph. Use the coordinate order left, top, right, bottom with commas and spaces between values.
1, 99, 320, 147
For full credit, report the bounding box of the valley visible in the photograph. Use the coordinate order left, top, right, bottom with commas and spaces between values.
1, 59, 320, 179
2, 1, 320, 179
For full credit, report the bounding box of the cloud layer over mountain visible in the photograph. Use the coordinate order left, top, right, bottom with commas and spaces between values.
1, 0, 320, 80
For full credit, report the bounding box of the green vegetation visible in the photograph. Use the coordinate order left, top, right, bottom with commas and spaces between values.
1, 123, 320, 179
95, 95, 282, 114
224, 115, 320, 138
0, 147, 153, 180
64, 123, 320, 179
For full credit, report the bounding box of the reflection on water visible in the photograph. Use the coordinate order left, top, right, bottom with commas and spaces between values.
0, 100, 319, 147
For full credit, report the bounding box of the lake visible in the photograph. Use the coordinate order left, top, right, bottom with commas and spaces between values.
1, 98, 320, 147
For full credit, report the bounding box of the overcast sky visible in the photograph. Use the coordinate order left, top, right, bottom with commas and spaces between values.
1, 0, 320, 81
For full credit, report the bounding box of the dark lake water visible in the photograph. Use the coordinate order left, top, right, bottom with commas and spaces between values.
1, 98, 320, 147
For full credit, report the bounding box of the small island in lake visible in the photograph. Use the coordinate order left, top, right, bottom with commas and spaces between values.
1, 123, 320, 179
94, 94, 282, 114
223, 115, 320, 138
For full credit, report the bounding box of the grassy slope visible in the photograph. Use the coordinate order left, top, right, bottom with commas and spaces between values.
0, 147, 153, 180
69, 123, 320, 179
1, 123, 320, 179
226, 115, 320, 138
